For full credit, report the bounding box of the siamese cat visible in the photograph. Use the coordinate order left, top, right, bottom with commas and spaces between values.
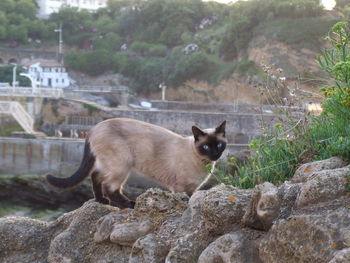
46, 118, 227, 208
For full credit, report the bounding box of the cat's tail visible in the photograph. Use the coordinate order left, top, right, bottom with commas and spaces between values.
46, 139, 95, 188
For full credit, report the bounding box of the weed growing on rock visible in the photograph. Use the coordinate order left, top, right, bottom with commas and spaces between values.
215, 22, 350, 189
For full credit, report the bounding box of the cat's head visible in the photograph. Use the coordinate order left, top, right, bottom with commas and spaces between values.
192, 121, 227, 161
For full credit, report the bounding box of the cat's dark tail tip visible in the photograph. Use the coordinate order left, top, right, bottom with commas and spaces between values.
46, 174, 69, 188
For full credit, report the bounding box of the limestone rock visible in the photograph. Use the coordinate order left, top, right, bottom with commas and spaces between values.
276, 181, 302, 219
165, 230, 211, 263
129, 233, 170, 263
242, 182, 280, 230
292, 157, 347, 183
48, 200, 127, 263
0, 216, 51, 263
110, 220, 155, 246
329, 248, 350, 263
259, 206, 350, 263
94, 212, 124, 243
1, 156, 349, 263
134, 188, 188, 215
197, 230, 263, 263
200, 184, 252, 234
296, 168, 349, 208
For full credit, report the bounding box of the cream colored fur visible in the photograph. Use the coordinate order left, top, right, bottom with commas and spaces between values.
88, 118, 226, 196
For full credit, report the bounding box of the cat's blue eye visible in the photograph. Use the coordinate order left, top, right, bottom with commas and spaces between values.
217, 143, 222, 148
203, 145, 209, 150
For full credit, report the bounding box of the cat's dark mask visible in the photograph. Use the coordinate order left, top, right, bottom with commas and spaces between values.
192, 121, 227, 161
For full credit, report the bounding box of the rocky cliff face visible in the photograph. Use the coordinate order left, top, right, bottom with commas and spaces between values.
1, 157, 349, 263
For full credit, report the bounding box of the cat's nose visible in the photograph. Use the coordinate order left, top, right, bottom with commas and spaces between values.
210, 153, 221, 161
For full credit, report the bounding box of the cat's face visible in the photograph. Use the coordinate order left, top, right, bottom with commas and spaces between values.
192, 121, 227, 161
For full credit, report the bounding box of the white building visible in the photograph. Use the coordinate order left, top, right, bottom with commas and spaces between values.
24, 60, 71, 88
36, 0, 108, 18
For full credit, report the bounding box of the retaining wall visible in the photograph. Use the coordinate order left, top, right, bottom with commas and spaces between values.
0, 137, 247, 176
108, 109, 279, 143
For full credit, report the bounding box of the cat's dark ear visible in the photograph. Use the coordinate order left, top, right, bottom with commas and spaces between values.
192, 126, 206, 141
215, 120, 226, 137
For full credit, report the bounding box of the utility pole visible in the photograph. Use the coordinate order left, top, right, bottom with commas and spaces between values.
54, 23, 63, 61
11, 64, 17, 91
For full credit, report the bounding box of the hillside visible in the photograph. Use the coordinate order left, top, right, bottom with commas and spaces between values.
148, 12, 340, 103
0, 0, 347, 103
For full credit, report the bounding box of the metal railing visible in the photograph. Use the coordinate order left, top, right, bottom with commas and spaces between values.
67, 85, 129, 93
0, 101, 34, 133
0, 87, 63, 98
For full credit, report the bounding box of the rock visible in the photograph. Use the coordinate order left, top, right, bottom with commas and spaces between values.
259, 205, 350, 263
0, 217, 51, 263
165, 230, 211, 263
329, 248, 350, 263
292, 157, 347, 183
110, 220, 155, 246
163, 185, 253, 262
276, 181, 302, 219
199, 184, 252, 234
134, 188, 188, 215
94, 212, 124, 243
48, 200, 128, 263
296, 167, 349, 208
129, 233, 170, 263
197, 230, 263, 263
1, 156, 349, 263
242, 182, 280, 230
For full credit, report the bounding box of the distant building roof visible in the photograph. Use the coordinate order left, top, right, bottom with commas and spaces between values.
37, 0, 108, 19
23, 60, 64, 68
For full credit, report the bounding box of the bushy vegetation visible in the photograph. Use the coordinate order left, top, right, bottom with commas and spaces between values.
215, 22, 350, 189
60, 0, 333, 91
255, 16, 340, 51
0, 65, 30, 86
0, 0, 341, 92
0, 0, 56, 43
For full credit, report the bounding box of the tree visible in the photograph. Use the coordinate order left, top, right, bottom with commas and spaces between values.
0, 66, 30, 87
0, 0, 15, 14
93, 32, 122, 51
15, 0, 37, 19
7, 24, 28, 42
49, 7, 94, 46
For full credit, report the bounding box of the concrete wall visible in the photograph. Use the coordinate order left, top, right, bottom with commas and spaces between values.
150, 100, 305, 114
108, 109, 279, 143
0, 137, 84, 176
0, 137, 247, 176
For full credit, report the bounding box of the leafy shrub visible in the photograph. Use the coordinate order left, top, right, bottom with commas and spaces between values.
256, 17, 340, 51
148, 44, 167, 56
215, 22, 350, 189
129, 41, 167, 56
65, 50, 113, 76
129, 41, 151, 54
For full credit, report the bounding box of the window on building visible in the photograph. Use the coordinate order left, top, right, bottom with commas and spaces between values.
56, 79, 59, 83
62, 79, 64, 83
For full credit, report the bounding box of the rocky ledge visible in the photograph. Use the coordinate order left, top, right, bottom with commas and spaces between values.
1, 157, 350, 263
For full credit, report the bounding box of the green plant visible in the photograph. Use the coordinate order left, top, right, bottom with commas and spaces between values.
83, 103, 100, 115
214, 22, 350, 189
0, 123, 24, 137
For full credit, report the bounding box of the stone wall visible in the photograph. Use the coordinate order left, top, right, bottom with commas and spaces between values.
0, 137, 247, 176
0, 137, 84, 176
108, 109, 279, 144
150, 100, 305, 114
